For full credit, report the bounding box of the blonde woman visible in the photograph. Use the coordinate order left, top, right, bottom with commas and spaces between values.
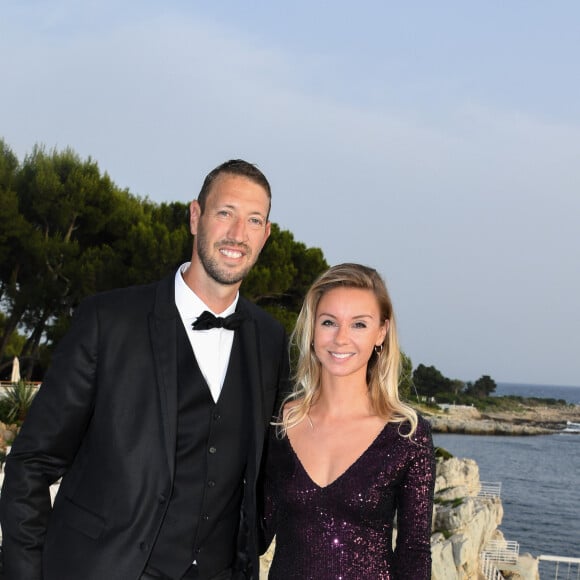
260, 263, 435, 579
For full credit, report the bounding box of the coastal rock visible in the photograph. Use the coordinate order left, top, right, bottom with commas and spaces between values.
431, 534, 460, 580
431, 454, 542, 580
438, 405, 482, 419
260, 539, 275, 578
501, 552, 540, 579
0, 422, 18, 451
428, 415, 553, 435
426, 402, 580, 436
435, 456, 480, 499
432, 497, 504, 579
432, 454, 504, 580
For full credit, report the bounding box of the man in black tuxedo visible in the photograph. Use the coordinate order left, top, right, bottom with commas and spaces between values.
0, 159, 289, 580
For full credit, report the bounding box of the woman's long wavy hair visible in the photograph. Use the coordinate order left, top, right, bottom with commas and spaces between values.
278, 263, 418, 438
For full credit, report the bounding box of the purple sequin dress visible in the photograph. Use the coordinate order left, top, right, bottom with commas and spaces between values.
260, 416, 435, 579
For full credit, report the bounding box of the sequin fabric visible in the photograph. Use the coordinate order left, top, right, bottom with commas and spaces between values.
260, 416, 435, 579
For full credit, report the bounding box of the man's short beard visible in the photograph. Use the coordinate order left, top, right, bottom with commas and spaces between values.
196, 230, 255, 285
200, 255, 250, 285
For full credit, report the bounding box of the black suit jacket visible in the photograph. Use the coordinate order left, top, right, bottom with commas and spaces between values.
0, 273, 289, 580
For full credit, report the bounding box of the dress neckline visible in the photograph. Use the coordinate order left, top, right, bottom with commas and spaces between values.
286, 421, 391, 490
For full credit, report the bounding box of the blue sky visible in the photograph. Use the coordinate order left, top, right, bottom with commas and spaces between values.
2, 0, 579, 386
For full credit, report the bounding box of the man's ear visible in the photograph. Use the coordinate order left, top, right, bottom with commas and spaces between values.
263, 221, 271, 244
190, 200, 201, 235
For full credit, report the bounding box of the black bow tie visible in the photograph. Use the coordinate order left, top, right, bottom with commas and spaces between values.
192, 310, 245, 331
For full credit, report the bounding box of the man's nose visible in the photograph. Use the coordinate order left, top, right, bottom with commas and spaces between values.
227, 217, 247, 242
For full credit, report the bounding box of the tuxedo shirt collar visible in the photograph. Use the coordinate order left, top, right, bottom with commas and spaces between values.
174, 262, 239, 319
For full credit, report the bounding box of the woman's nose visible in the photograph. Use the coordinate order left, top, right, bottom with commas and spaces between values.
334, 324, 349, 344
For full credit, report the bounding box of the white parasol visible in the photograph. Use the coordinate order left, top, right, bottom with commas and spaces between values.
10, 356, 21, 383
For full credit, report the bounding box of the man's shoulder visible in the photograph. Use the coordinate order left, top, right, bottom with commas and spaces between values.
79, 275, 171, 313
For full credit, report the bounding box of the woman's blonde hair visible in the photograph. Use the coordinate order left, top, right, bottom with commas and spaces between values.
279, 263, 418, 437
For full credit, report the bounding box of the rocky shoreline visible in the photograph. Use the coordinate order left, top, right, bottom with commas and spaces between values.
425, 403, 580, 436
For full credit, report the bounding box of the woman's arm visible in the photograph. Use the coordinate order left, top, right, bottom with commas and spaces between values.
393, 418, 436, 579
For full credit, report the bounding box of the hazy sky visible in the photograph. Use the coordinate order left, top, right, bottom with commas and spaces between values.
2, 0, 579, 387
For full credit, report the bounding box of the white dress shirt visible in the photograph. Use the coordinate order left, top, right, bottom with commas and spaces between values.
174, 263, 239, 402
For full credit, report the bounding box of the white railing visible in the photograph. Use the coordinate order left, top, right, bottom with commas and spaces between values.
538, 555, 580, 580
483, 540, 520, 565
479, 481, 502, 498
480, 540, 519, 580
481, 552, 506, 580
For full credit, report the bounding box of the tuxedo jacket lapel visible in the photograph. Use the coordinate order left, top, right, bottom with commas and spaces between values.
237, 299, 267, 475
149, 274, 180, 479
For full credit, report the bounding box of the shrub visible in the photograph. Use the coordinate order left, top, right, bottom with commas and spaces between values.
0, 397, 14, 424
2, 380, 37, 424
435, 447, 453, 460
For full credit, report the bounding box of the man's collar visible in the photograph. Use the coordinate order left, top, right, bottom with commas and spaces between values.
174, 262, 239, 318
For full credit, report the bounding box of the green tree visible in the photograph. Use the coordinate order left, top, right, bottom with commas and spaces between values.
450, 379, 465, 398
0, 144, 192, 375
0, 146, 122, 372
464, 374, 496, 399
0, 140, 22, 280
412, 363, 452, 399
0, 141, 37, 363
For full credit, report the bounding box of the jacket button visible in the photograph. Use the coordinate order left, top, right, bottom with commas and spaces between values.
207, 480, 216, 488
139, 541, 149, 552
209, 446, 217, 454
158, 494, 167, 504
213, 412, 221, 420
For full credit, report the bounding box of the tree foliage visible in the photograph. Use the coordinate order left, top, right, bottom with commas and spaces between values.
0, 141, 193, 377
410, 361, 499, 405
412, 363, 452, 399
464, 375, 497, 399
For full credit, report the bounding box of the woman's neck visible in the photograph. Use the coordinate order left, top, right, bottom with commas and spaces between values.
312, 375, 374, 423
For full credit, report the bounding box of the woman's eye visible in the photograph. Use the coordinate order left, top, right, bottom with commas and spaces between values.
353, 321, 367, 329
321, 319, 335, 327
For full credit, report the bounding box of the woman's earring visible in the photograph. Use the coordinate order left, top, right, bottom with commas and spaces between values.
374, 344, 384, 355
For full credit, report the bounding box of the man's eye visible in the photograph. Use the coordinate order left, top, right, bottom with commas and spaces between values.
249, 217, 264, 227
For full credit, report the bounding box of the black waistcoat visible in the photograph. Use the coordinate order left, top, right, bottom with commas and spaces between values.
148, 322, 250, 579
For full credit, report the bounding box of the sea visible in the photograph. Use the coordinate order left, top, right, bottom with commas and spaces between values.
433, 382, 580, 565
493, 381, 580, 405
